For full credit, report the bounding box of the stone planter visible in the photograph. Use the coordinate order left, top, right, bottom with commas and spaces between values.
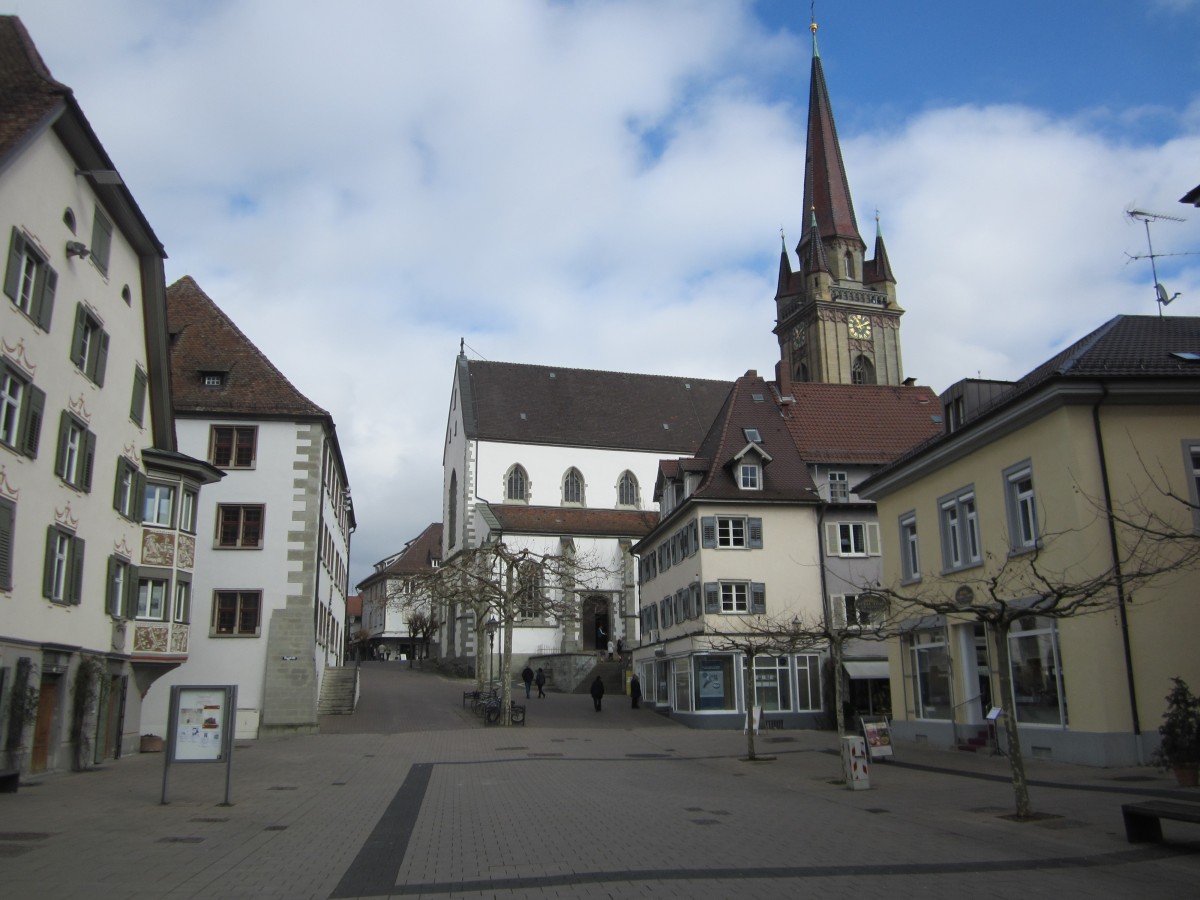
139, 734, 164, 753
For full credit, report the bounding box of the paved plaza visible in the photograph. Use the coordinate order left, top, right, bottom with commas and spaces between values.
2, 662, 1198, 899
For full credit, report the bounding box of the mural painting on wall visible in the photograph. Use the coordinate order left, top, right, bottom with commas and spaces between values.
143, 531, 176, 567
134, 624, 169, 653
177, 534, 195, 569
170, 626, 189, 654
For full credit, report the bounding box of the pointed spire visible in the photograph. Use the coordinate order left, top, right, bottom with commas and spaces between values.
800, 208, 830, 276
870, 214, 895, 283
796, 23, 864, 260
777, 228, 794, 294
810, 16, 819, 58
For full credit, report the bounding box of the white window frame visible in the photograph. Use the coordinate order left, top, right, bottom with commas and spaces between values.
828, 471, 849, 503
939, 488, 981, 571
0, 367, 22, 446
739, 463, 760, 490
137, 576, 168, 620
1004, 461, 1039, 551
50, 531, 70, 602
717, 517, 746, 548
899, 512, 920, 582
826, 521, 881, 558
720, 582, 749, 614
143, 483, 176, 527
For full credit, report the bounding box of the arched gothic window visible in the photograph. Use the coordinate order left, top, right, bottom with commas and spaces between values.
617, 470, 640, 507
562, 467, 585, 505
843, 250, 856, 280
851, 355, 876, 385
505, 464, 529, 503
448, 470, 458, 547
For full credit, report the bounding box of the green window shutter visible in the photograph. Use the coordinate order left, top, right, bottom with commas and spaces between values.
106, 555, 119, 616
113, 459, 129, 516
750, 582, 766, 614
70, 304, 87, 369
0, 498, 13, 592
19, 383, 44, 459
124, 565, 139, 619
3, 227, 21, 301
91, 329, 109, 386
54, 411, 70, 479
42, 526, 57, 598
81, 428, 96, 492
748, 517, 764, 549
33, 264, 56, 331
701, 516, 717, 549
704, 582, 719, 614
130, 368, 147, 426
69, 536, 85, 604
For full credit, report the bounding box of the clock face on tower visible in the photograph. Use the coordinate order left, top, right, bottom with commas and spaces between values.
791, 325, 806, 349
848, 314, 872, 340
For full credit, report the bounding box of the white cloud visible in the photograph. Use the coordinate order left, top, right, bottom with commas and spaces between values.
7, 0, 1198, 583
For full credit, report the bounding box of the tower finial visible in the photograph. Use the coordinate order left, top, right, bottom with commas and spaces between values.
810, 5, 819, 57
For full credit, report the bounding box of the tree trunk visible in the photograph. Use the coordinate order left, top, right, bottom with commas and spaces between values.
501, 611, 513, 725
832, 636, 846, 736
744, 652, 758, 761
993, 619, 1033, 818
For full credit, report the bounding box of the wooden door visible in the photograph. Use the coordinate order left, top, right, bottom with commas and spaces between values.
30, 677, 58, 773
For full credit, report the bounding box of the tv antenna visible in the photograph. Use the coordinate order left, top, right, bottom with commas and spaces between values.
1125, 207, 1191, 316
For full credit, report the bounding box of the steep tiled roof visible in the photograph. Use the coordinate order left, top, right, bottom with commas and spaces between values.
346, 594, 362, 618
784, 383, 943, 464
686, 372, 819, 502
458, 357, 731, 453
485, 504, 659, 538
0, 16, 66, 162
166, 276, 328, 418
381, 523, 443, 576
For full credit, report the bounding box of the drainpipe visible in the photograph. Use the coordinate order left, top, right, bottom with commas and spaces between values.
1092, 386, 1143, 761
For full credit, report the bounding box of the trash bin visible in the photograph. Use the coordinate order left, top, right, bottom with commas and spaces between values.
841, 735, 870, 790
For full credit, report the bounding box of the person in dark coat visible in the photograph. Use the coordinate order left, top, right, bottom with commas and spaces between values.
630, 673, 642, 709
522, 666, 534, 699
534, 667, 546, 698
590, 675, 605, 711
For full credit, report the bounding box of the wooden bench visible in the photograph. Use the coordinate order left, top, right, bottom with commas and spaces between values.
0, 769, 19, 793
1122, 800, 1200, 842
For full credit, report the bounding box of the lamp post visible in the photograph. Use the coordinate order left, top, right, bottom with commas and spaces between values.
485, 615, 498, 689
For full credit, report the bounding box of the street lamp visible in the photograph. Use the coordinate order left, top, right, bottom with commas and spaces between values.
485, 615, 498, 689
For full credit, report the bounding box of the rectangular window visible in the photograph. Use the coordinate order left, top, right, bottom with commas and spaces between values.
0, 364, 44, 459
829, 471, 849, 503
70, 303, 109, 386
720, 582, 748, 613
210, 425, 257, 468
826, 521, 881, 558
90, 207, 113, 275
693, 655, 736, 711
899, 513, 920, 581
1008, 616, 1065, 726
739, 463, 760, 490
130, 367, 148, 426
217, 505, 263, 548
0, 497, 14, 592
113, 458, 144, 521
939, 488, 981, 571
136, 577, 168, 620
1004, 462, 1039, 551
717, 517, 745, 548
3, 227, 56, 329
795, 654, 822, 711
1189, 443, 1200, 533
745, 655, 791, 712
909, 630, 951, 720
180, 489, 197, 533
55, 412, 95, 492
143, 483, 175, 527
106, 555, 135, 618
213, 590, 262, 636
173, 580, 191, 623
43, 526, 84, 604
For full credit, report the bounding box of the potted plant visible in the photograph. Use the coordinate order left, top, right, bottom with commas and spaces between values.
1153, 677, 1200, 787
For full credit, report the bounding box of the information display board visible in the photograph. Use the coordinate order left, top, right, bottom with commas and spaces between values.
860, 715, 894, 760
162, 684, 237, 805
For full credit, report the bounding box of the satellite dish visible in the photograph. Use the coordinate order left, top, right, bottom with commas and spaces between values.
1156, 283, 1180, 307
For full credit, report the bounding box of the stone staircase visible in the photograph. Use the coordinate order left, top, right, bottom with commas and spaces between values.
572, 659, 626, 695
317, 665, 358, 715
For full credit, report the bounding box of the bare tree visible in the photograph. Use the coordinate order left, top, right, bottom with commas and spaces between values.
793, 603, 892, 736
876, 507, 1200, 819
404, 609, 440, 668
414, 540, 620, 724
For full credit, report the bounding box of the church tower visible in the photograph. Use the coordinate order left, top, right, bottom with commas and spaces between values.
775, 23, 904, 389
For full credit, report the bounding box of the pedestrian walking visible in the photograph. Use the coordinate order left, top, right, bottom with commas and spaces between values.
616, 637, 624, 658
630, 673, 641, 709
590, 675, 605, 712
606, 639, 615, 661
535, 667, 546, 698
522, 665, 534, 699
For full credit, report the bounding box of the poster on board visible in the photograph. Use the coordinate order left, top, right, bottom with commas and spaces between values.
172, 687, 230, 762
861, 716, 894, 759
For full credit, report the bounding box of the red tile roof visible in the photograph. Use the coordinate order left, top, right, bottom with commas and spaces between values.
166, 276, 328, 418
486, 505, 659, 538
0, 16, 66, 162
346, 594, 362, 618
783, 383, 943, 464
380, 523, 443, 576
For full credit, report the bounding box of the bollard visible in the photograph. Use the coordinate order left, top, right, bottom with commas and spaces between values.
841, 735, 870, 790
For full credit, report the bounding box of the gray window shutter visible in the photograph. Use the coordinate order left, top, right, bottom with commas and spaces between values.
106, 555, 119, 616
690, 583, 701, 619
130, 368, 147, 425
661, 598, 671, 629
704, 582, 719, 614
34, 264, 55, 331
3, 228, 21, 301
0, 498, 13, 592
69, 536, 85, 604
91, 329, 109, 386
751, 582, 766, 614
866, 522, 881, 556
701, 516, 716, 549
71, 304, 87, 368
43, 526, 57, 598
19, 383, 44, 459
81, 428, 96, 492
689, 521, 699, 556
748, 517, 763, 549
824, 522, 839, 556
112, 459, 124, 514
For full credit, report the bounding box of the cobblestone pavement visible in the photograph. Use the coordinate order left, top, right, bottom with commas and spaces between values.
2, 662, 1197, 899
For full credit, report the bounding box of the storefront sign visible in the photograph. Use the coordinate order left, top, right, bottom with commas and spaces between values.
861, 715, 894, 759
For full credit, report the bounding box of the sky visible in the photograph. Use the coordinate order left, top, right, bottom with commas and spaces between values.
6, 0, 1199, 587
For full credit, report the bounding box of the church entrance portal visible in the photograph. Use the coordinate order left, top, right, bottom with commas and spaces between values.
582, 595, 610, 652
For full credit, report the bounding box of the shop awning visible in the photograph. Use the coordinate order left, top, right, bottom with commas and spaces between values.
843, 660, 890, 680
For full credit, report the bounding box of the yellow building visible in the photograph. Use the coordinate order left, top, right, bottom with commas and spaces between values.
858, 315, 1200, 766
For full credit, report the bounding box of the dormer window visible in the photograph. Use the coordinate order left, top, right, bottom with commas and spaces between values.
739, 462, 760, 490
201, 371, 225, 387
743, 428, 761, 443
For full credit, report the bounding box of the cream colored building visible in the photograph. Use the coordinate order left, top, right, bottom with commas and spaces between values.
858, 315, 1200, 766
